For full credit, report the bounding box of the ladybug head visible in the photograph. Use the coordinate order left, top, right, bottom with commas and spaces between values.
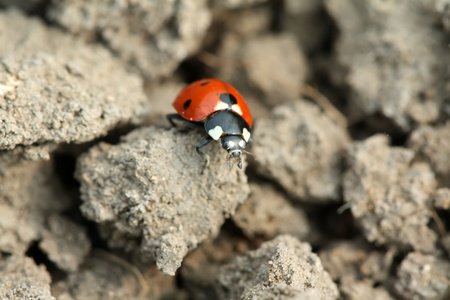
221, 135, 247, 169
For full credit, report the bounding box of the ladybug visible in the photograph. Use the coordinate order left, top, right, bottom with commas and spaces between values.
168, 78, 252, 170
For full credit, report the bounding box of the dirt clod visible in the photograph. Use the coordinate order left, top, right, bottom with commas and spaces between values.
0, 160, 71, 255
409, 122, 450, 178
0, 9, 148, 153
76, 127, 249, 275
394, 252, 450, 300
216, 235, 339, 300
48, 0, 211, 80
0, 255, 54, 300
344, 135, 438, 252
39, 215, 91, 273
233, 183, 309, 240
252, 100, 349, 203
326, 0, 447, 129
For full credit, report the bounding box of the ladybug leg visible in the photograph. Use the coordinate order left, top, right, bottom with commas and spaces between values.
196, 136, 213, 174
167, 113, 183, 127
167, 114, 203, 130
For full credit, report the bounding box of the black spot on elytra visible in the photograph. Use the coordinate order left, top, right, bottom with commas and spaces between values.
183, 99, 192, 110
219, 93, 237, 107
201, 81, 210, 86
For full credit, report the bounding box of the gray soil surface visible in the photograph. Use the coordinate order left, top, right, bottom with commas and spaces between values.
1, 1, 450, 299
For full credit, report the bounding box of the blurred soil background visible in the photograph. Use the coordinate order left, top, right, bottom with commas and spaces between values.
0, 0, 450, 299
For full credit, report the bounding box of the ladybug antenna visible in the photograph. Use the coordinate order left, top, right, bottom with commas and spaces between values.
243, 150, 257, 161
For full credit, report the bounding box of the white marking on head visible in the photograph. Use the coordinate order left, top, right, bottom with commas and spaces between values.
232, 104, 243, 115
243, 128, 251, 142
239, 140, 246, 148
214, 102, 230, 111
227, 140, 236, 149
208, 125, 224, 140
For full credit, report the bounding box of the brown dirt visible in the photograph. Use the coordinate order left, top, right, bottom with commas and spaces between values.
1, 0, 449, 299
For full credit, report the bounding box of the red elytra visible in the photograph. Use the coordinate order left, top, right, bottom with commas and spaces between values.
172, 78, 253, 128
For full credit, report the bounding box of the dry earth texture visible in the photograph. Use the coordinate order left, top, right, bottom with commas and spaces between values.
1, 0, 450, 299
